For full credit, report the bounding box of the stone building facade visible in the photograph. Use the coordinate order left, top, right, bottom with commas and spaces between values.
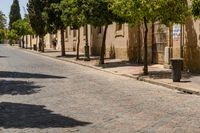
24, 15, 200, 73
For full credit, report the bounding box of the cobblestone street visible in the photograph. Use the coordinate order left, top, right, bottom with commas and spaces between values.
1, 45, 200, 133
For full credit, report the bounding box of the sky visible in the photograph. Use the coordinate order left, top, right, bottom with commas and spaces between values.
0, 0, 28, 25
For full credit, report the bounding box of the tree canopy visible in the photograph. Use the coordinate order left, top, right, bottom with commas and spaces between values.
110, 0, 188, 26
12, 19, 33, 37
27, 0, 47, 52
192, 0, 200, 18
9, 0, 21, 29
0, 11, 6, 29
110, 0, 189, 75
61, 0, 86, 29
27, 0, 46, 36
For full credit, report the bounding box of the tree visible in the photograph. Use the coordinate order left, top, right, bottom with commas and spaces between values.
0, 11, 6, 29
192, 0, 200, 19
110, 0, 189, 75
80, 0, 125, 64
61, 0, 86, 60
0, 29, 5, 43
7, 29, 20, 45
12, 19, 33, 48
0, 11, 6, 43
9, 0, 21, 29
42, 0, 66, 56
27, 0, 46, 52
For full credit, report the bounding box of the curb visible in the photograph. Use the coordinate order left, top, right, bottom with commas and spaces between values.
11, 46, 200, 96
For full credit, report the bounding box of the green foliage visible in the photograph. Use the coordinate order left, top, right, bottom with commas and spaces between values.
81, 0, 125, 27
110, 0, 189, 75
42, 0, 64, 33
110, 0, 189, 25
12, 19, 33, 37
0, 11, 6, 29
61, 0, 86, 29
27, 0, 46, 36
0, 29, 5, 42
9, 0, 21, 29
7, 29, 20, 44
192, 0, 200, 19
158, 0, 189, 25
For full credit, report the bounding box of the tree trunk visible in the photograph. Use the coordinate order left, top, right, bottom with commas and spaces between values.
61, 29, 66, 56
22, 36, 25, 48
169, 23, 173, 58
76, 29, 80, 60
30, 35, 32, 50
143, 17, 148, 75
26, 36, 28, 49
39, 35, 45, 52
36, 35, 39, 51
84, 24, 90, 61
152, 22, 155, 64
100, 25, 108, 65
36, 35, 38, 45
137, 24, 141, 63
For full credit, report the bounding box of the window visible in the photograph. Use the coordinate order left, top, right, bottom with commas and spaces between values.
115, 23, 124, 37
97, 26, 102, 34
116, 23, 122, 31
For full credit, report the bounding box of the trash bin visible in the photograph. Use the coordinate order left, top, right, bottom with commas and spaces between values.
33, 44, 37, 51
171, 58, 183, 82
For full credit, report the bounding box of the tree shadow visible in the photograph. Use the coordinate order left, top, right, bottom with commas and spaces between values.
0, 71, 66, 79
44, 50, 61, 53
0, 56, 7, 58
57, 55, 78, 58
0, 102, 91, 129
148, 71, 191, 79
96, 61, 142, 68
184, 17, 199, 73
56, 53, 84, 58
0, 80, 42, 95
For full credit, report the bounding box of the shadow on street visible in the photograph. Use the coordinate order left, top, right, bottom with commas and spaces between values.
0, 71, 66, 79
96, 61, 141, 68
149, 71, 191, 79
0, 102, 91, 129
0, 56, 7, 58
0, 80, 42, 95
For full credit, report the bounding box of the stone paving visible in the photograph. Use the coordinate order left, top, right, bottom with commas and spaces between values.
1, 45, 200, 133
24, 47, 200, 95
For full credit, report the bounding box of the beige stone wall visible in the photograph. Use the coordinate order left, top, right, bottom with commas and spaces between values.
27, 23, 163, 66
183, 17, 200, 72
44, 33, 53, 49
91, 23, 135, 61
30, 35, 39, 49
55, 26, 92, 53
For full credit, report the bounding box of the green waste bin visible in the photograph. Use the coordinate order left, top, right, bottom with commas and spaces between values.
171, 58, 183, 82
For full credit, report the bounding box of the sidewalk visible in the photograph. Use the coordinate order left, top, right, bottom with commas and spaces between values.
17, 47, 200, 95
